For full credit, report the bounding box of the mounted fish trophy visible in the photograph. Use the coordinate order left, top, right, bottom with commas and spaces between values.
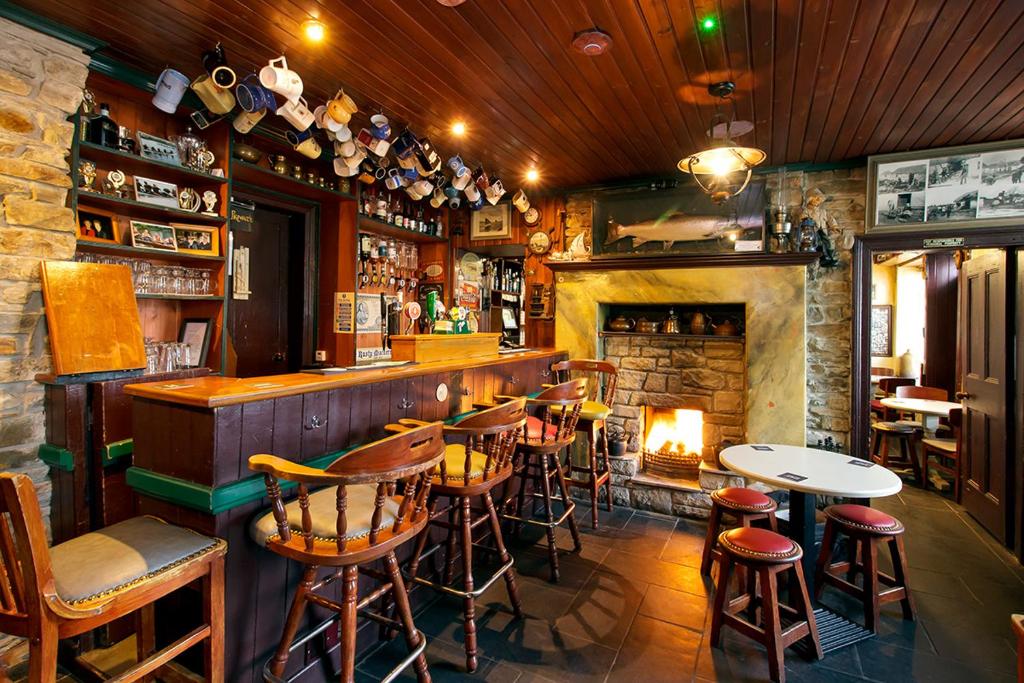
604, 210, 737, 251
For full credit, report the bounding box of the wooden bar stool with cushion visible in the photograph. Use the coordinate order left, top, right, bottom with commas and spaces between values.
249, 424, 445, 683
814, 504, 914, 633
0, 473, 226, 682
710, 527, 822, 683
550, 360, 618, 528
921, 407, 962, 499
497, 379, 587, 583
870, 377, 914, 421
386, 399, 528, 673
700, 487, 779, 577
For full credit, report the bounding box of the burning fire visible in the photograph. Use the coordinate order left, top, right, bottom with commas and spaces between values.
644, 409, 704, 456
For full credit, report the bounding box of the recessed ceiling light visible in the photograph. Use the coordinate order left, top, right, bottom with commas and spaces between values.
526, 169, 539, 183
451, 121, 467, 136
571, 28, 612, 56
700, 16, 717, 32
302, 19, 325, 43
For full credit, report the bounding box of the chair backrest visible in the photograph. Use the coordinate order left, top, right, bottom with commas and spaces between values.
947, 407, 962, 430
895, 385, 947, 401
0, 474, 58, 633
878, 377, 915, 395
528, 378, 587, 444
551, 359, 618, 408
870, 366, 894, 377
445, 398, 528, 484
249, 423, 446, 556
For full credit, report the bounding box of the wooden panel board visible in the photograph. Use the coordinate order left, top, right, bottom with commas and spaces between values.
40, 262, 146, 375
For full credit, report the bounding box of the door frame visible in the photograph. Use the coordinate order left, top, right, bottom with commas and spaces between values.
851, 227, 1023, 548
231, 185, 320, 369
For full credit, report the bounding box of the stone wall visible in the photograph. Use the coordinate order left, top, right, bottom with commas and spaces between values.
0, 18, 88, 530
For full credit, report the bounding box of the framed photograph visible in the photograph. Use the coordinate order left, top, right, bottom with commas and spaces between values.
870, 305, 893, 357
171, 223, 220, 256
178, 318, 212, 367
867, 139, 1024, 232
137, 131, 181, 166
76, 207, 119, 244
129, 220, 178, 252
133, 175, 179, 208
470, 203, 512, 240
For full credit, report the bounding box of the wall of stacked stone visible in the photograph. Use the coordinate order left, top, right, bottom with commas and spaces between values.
602, 335, 746, 454
0, 18, 88, 535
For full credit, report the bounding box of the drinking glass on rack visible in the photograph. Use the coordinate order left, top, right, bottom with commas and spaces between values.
199, 269, 212, 296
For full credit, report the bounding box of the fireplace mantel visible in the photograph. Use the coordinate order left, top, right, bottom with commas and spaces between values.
545, 252, 818, 272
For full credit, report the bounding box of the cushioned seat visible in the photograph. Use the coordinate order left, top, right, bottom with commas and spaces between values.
871, 421, 915, 433
825, 504, 902, 534
251, 484, 401, 546
549, 400, 611, 422
525, 415, 559, 441
718, 527, 801, 564
437, 443, 491, 482
893, 419, 923, 429
49, 516, 221, 604
711, 487, 776, 512
921, 437, 956, 453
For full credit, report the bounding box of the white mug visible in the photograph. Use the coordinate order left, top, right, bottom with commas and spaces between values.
153, 69, 190, 114
343, 148, 367, 169
412, 178, 433, 196
313, 104, 329, 129
334, 139, 356, 157
334, 125, 352, 142
367, 137, 390, 157
277, 96, 315, 130
452, 171, 471, 191
486, 180, 506, 203
259, 56, 303, 102
512, 189, 530, 213
464, 182, 481, 201
406, 186, 426, 201
334, 158, 359, 177
232, 108, 265, 134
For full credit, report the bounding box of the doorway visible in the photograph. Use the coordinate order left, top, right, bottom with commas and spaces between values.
852, 232, 1022, 555
229, 196, 317, 377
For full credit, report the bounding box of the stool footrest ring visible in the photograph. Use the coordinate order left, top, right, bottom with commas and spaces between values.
501, 499, 576, 527
408, 556, 514, 599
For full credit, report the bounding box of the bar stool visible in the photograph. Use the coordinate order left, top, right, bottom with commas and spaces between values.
869, 421, 922, 484
814, 504, 914, 633
249, 424, 446, 683
710, 527, 822, 683
550, 360, 618, 528
700, 487, 779, 577
499, 378, 587, 582
386, 399, 528, 673
0, 473, 226, 682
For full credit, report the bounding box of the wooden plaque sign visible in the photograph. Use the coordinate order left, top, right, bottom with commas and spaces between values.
40, 261, 146, 376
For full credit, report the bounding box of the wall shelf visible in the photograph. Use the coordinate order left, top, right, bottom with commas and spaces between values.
136, 294, 225, 302
546, 252, 819, 271
599, 331, 744, 341
357, 215, 447, 244
78, 141, 228, 186
77, 191, 226, 224
231, 159, 356, 201
76, 240, 225, 262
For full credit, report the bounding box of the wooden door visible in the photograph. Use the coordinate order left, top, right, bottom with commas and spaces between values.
959, 250, 1012, 542
229, 204, 302, 377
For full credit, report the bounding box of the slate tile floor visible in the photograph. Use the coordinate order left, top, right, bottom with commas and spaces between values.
358, 487, 1022, 682
5, 487, 1020, 682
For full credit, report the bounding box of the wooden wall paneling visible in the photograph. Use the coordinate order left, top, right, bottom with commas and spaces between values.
325, 388, 352, 453
300, 390, 329, 460
370, 380, 392, 441
271, 394, 303, 459
348, 384, 372, 446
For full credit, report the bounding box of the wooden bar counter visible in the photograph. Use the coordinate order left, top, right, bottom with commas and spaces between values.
122, 348, 565, 683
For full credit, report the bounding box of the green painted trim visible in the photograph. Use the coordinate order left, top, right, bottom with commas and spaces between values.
0, 3, 106, 52
102, 439, 133, 466
38, 444, 74, 472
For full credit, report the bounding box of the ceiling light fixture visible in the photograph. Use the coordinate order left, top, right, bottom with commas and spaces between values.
451, 121, 467, 137
700, 16, 718, 32
525, 168, 539, 183
302, 19, 325, 43
677, 81, 765, 204
571, 28, 612, 56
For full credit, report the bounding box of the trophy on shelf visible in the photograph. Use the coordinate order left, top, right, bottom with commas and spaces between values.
178, 187, 201, 213
78, 160, 96, 191
104, 169, 128, 198
201, 190, 219, 216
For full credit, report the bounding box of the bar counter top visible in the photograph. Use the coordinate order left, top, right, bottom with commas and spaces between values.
123, 348, 564, 408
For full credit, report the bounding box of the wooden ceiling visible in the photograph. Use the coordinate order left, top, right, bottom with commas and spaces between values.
13, 0, 1024, 188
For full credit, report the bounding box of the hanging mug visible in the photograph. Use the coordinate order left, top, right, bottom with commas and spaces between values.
412, 178, 433, 196
327, 90, 358, 125
368, 136, 390, 157
485, 179, 505, 204
191, 74, 235, 115
512, 189, 530, 213
385, 168, 403, 190
452, 171, 471, 191
469, 195, 485, 210
406, 185, 425, 201
430, 187, 446, 208
334, 139, 356, 157
464, 182, 481, 202
334, 125, 352, 143
277, 96, 315, 130
392, 129, 418, 159
201, 43, 234, 88
473, 167, 490, 190
295, 137, 321, 159
447, 155, 467, 175
152, 69, 190, 114
232, 108, 265, 134
334, 157, 359, 177
260, 56, 303, 102
236, 74, 276, 113
370, 113, 391, 140
313, 104, 329, 129
448, 195, 462, 210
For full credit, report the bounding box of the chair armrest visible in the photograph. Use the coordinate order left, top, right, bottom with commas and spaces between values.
385, 418, 432, 433
472, 401, 496, 410
248, 454, 348, 484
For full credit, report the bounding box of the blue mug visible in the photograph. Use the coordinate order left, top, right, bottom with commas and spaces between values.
469, 195, 485, 210
285, 126, 314, 146
236, 74, 277, 113
370, 114, 391, 140
392, 129, 418, 159
400, 166, 419, 181
444, 185, 459, 199
447, 155, 466, 174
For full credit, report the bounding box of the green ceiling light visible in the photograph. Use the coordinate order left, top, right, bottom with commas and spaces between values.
700, 16, 717, 32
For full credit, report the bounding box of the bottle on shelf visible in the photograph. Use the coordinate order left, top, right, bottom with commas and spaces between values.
416, 206, 425, 233
87, 103, 119, 149
393, 196, 403, 227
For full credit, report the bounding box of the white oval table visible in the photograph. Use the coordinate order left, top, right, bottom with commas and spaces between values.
879, 397, 960, 436
719, 444, 903, 589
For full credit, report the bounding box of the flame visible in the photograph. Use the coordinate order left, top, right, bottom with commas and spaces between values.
644, 409, 703, 455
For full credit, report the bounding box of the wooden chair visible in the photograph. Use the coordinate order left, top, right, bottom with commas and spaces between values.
498, 379, 587, 582
892, 384, 948, 429
870, 366, 894, 377
870, 377, 914, 421
249, 423, 446, 683
0, 473, 226, 682
386, 399, 528, 672
550, 360, 618, 528
921, 407, 962, 499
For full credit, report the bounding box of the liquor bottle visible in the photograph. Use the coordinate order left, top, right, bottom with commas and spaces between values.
416, 207, 425, 233
87, 103, 119, 148
435, 216, 443, 237
393, 197, 402, 227
385, 193, 394, 223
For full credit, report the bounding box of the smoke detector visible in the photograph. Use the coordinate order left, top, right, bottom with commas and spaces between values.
572, 28, 612, 56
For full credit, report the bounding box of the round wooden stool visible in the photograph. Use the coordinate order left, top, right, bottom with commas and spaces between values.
710, 527, 822, 683
870, 421, 922, 485
700, 487, 779, 577
814, 504, 914, 633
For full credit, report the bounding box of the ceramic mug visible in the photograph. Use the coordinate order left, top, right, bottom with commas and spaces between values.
260, 56, 303, 102
334, 139, 356, 157
512, 189, 530, 213
473, 167, 490, 190
232, 108, 265, 134
469, 195, 485, 210
313, 104, 329, 129
400, 166, 419, 181
286, 127, 315, 146
153, 68, 190, 114
211, 65, 236, 89
430, 187, 446, 208
334, 157, 359, 177
485, 179, 505, 203
392, 129, 418, 159
295, 137, 322, 160
236, 74, 276, 113
370, 114, 391, 140
385, 168, 403, 190
277, 96, 315, 130
191, 74, 236, 115
447, 155, 467, 175
448, 195, 462, 210
343, 148, 366, 169
464, 182, 481, 202
334, 125, 352, 142
406, 185, 425, 201
368, 136, 390, 157
327, 90, 358, 125
412, 178, 433, 196
452, 171, 471, 191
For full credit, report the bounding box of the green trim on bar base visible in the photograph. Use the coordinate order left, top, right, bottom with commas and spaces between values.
102, 439, 133, 467
38, 444, 74, 472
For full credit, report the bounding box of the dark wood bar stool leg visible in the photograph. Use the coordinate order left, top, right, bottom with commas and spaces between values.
459, 495, 478, 672
538, 451, 561, 582
484, 490, 524, 618
600, 425, 613, 511
384, 553, 430, 682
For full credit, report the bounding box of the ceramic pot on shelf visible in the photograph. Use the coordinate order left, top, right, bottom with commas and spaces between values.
636, 318, 659, 334
711, 318, 739, 336
607, 315, 635, 332
689, 311, 708, 335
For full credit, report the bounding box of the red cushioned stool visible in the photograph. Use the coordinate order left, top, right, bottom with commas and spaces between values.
814, 504, 914, 633
700, 487, 778, 577
710, 527, 822, 683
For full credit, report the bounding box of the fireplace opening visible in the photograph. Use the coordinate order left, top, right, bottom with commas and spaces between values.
642, 406, 704, 478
